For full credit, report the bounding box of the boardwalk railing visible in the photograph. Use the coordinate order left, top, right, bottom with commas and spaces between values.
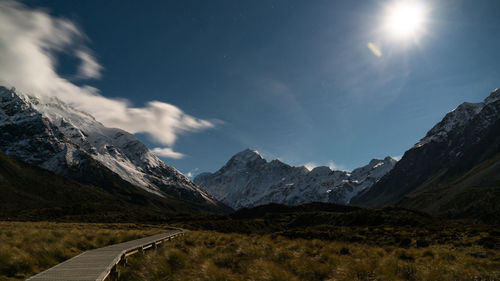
27, 228, 186, 281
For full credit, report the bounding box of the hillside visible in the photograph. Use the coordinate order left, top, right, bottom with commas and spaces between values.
0, 86, 225, 211
0, 152, 228, 221
351, 89, 500, 224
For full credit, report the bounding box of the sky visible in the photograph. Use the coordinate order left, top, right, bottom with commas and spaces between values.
1, 0, 499, 176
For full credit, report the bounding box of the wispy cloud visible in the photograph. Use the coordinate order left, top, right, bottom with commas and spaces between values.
303, 160, 349, 172
304, 162, 317, 171
185, 168, 199, 179
392, 155, 402, 161
75, 49, 103, 79
328, 161, 349, 172
328, 161, 336, 170
151, 147, 185, 159
0, 0, 214, 157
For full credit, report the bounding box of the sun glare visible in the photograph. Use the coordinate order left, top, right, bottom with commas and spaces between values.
385, 1, 426, 39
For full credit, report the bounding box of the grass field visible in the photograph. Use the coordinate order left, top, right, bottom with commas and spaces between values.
0, 222, 166, 281
120, 231, 500, 281
1, 221, 499, 281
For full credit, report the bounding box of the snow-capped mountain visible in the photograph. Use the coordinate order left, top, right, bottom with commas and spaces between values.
194, 149, 397, 209
414, 89, 500, 148
352, 88, 500, 210
0, 86, 220, 207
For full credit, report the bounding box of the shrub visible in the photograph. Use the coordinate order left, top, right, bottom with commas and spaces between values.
167, 250, 186, 270
339, 247, 350, 255
276, 250, 293, 263
421, 250, 434, 258
396, 250, 415, 262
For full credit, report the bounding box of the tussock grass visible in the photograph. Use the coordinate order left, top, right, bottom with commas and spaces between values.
1, 219, 498, 281
0, 221, 165, 280
120, 231, 500, 281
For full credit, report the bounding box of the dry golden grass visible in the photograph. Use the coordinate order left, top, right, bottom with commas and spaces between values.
1, 222, 499, 281
0, 221, 166, 280
120, 231, 500, 281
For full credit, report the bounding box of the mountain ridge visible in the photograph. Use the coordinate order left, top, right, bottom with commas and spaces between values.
0, 151, 229, 220
0, 86, 229, 213
351, 88, 500, 223
195, 148, 397, 209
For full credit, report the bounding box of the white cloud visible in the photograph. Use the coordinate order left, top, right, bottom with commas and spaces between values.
0, 0, 214, 152
392, 155, 402, 161
304, 162, 317, 171
75, 49, 103, 79
151, 147, 185, 159
304, 161, 349, 172
328, 161, 349, 172
185, 168, 199, 179
328, 161, 337, 170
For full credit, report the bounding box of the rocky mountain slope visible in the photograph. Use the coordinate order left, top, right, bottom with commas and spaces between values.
194, 149, 396, 209
0, 152, 227, 220
351, 89, 500, 223
0, 86, 227, 213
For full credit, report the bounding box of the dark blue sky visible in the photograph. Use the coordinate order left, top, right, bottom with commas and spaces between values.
24, 0, 500, 175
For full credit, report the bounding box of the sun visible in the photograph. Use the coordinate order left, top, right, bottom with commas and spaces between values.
385, 1, 426, 39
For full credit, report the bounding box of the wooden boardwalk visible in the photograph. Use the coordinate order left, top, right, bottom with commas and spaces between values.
27, 229, 185, 281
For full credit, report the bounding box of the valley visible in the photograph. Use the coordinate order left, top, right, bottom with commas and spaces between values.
0, 0, 500, 275
0, 86, 499, 280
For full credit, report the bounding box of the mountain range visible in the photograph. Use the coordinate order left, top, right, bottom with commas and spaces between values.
1, 84, 499, 224
195, 89, 500, 223
194, 149, 397, 209
0, 86, 229, 216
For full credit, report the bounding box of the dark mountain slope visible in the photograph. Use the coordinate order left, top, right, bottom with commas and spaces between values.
351, 89, 500, 223
0, 152, 228, 221
396, 151, 500, 224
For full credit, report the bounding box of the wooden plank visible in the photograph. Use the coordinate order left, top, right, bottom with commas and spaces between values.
124, 250, 138, 257
26, 230, 185, 281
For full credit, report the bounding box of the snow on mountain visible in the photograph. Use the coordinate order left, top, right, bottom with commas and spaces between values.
194, 148, 397, 209
414, 88, 500, 148
351, 88, 500, 208
0, 86, 218, 205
